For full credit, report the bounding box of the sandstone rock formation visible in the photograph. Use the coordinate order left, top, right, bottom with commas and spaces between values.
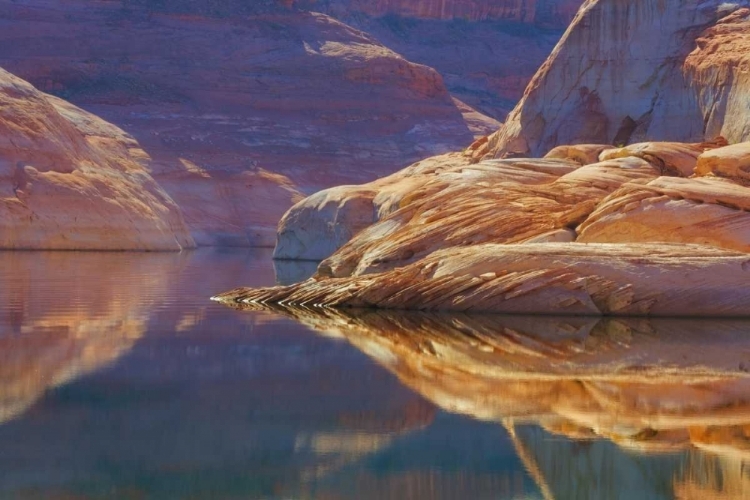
221, 135, 750, 316
0, 68, 194, 250
695, 141, 750, 182
316, 155, 659, 276
273, 152, 591, 261
276, 138, 730, 271
217, 243, 750, 316
685, 7, 750, 145
577, 176, 750, 252
487, 0, 750, 158
0, 0, 499, 246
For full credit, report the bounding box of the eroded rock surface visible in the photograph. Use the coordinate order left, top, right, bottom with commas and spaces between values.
0, 68, 193, 250
695, 141, 750, 182
578, 176, 750, 252
224, 138, 750, 315
217, 243, 750, 316
319, 156, 659, 277
324, 2, 581, 119
685, 7, 750, 145
274, 152, 591, 262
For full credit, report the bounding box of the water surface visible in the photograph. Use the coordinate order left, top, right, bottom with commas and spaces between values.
0, 249, 748, 499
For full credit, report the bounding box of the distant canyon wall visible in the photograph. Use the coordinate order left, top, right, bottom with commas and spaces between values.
0, 0, 500, 247
320, 0, 582, 27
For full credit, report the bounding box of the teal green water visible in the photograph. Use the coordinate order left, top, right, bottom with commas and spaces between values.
0, 249, 745, 499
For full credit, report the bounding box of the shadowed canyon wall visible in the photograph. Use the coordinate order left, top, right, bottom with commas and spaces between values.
316, 0, 580, 26
0, 0, 504, 246
319, 0, 584, 119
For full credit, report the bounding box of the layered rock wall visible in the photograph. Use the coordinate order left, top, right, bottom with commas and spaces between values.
684, 8, 750, 145
322, 0, 581, 27
0, 1, 496, 246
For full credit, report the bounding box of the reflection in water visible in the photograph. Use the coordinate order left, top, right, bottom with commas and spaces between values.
3, 248, 750, 498
274, 258, 320, 286
230, 304, 750, 499
0, 251, 186, 423
0, 250, 539, 499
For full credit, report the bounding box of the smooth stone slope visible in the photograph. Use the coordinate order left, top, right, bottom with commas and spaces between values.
487, 0, 750, 158
0, 68, 193, 250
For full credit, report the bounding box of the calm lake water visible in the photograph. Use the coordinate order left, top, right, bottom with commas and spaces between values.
0, 248, 748, 499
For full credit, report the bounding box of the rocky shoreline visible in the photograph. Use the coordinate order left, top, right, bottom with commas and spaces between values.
215, 0, 750, 316
215, 138, 750, 316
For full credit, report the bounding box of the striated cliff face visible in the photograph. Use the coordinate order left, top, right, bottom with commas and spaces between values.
684, 8, 750, 145
0, 0, 497, 246
0, 68, 194, 250
322, 0, 581, 27
488, 0, 750, 158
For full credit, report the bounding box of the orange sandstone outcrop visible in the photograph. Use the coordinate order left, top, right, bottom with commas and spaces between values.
0, 68, 194, 250
695, 141, 750, 182
216, 243, 750, 316
273, 152, 585, 261
487, 0, 750, 158
317, 156, 659, 277
222, 137, 750, 315
577, 176, 750, 252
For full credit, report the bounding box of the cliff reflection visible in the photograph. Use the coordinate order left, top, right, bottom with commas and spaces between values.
0, 251, 188, 424
232, 304, 750, 499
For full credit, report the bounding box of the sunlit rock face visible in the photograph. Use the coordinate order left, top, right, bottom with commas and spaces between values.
0, 1, 496, 247
0, 68, 193, 250
487, 0, 750, 158
684, 8, 750, 146
577, 177, 750, 251
221, 139, 750, 316
218, 243, 750, 316
274, 139, 726, 271
316, 155, 659, 276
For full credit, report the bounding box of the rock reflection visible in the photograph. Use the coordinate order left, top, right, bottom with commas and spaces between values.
0, 251, 184, 423
230, 304, 750, 499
